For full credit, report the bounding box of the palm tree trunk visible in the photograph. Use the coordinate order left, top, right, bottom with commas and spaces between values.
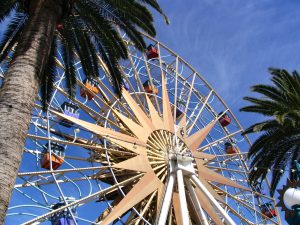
0, 0, 63, 223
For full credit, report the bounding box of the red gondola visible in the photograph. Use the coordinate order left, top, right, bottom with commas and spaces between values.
261, 203, 277, 218
218, 112, 231, 127
224, 142, 237, 154
146, 44, 159, 59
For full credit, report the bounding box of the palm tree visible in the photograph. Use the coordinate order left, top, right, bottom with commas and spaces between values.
240, 68, 300, 196
0, 0, 167, 223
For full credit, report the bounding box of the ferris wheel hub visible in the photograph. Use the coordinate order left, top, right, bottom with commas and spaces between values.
146, 129, 193, 180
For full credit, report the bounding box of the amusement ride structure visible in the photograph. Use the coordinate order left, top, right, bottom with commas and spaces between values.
1, 34, 281, 224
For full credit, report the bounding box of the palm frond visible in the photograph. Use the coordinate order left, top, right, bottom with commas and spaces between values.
243, 69, 300, 194
250, 84, 284, 103
95, 39, 123, 96
0, 12, 27, 63
40, 37, 57, 110
137, 0, 169, 24
242, 120, 279, 135
105, 0, 156, 35
0, 0, 18, 23
76, 1, 129, 58
59, 20, 77, 98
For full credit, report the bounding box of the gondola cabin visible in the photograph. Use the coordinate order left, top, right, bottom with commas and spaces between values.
59, 102, 79, 127
224, 142, 237, 154
41, 143, 65, 170
261, 203, 277, 218
218, 112, 231, 127
56, 23, 64, 30
51, 217, 76, 225
176, 108, 183, 119
50, 201, 77, 225
80, 78, 100, 100
146, 44, 159, 59
143, 80, 159, 94
175, 102, 185, 119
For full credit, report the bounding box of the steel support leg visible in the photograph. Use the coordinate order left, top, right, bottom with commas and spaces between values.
157, 173, 176, 225
176, 169, 189, 225
191, 175, 236, 225
186, 181, 209, 225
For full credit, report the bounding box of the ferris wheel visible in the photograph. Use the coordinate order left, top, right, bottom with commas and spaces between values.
3, 34, 281, 225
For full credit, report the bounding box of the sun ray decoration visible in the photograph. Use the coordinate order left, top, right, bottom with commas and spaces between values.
3, 34, 281, 225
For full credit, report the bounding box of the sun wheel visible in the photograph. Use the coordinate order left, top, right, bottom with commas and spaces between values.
2, 34, 281, 225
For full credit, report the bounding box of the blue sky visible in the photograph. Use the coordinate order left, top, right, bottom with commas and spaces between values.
153, 0, 300, 129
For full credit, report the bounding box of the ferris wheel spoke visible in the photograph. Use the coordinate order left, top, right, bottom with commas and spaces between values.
197, 129, 243, 152
197, 178, 224, 203
27, 134, 101, 153
21, 173, 143, 225
192, 151, 215, 161
206, 165, 247, 174
187, 90, 214, 134
133, 191, 157, 225
17, 166, 104, 179
195, 159, 247, 190
15, 176, 91, 188
222, 202, 253, 225
172, 57, 179, 123
211, 184, 279, 224
50, 110, 145, 148
143, 56, 162, 115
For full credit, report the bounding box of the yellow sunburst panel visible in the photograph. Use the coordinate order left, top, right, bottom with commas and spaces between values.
53, 73, 249, 225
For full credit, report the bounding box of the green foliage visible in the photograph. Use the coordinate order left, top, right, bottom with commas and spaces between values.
241, 68, 300, 196
0, 0, 168, 105
0, 0, 18, 23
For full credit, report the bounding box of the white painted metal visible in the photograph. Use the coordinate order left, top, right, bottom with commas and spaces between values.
157, 172, 176, 225
176, 169, 189, 225
186, 181, 209, 225
191, 175, 236, 225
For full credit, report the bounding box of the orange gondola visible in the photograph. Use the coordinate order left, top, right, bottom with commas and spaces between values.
41, 143, 65, 170
80, 78, 100, 100
143, 80, 159, 94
